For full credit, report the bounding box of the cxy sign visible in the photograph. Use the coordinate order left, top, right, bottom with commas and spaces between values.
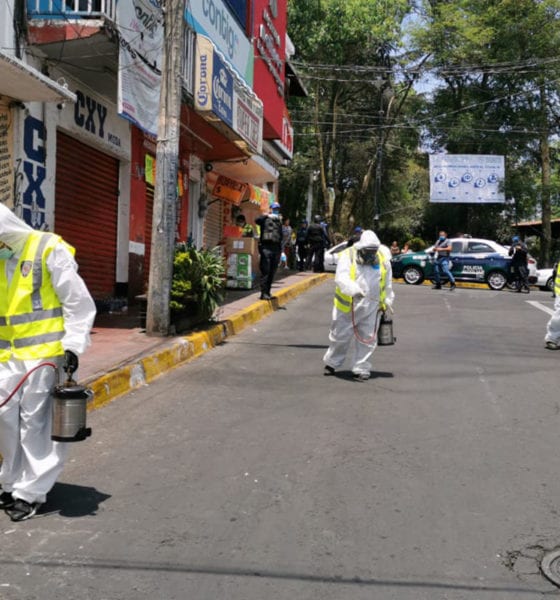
74, 90, 108, 138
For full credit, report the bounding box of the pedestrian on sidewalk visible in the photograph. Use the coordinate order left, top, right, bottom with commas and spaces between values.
306, 215, 329, 272
256, 202, 283, 300
323, 230, 394, 381
295, 220, 309, 271
0, 204, 96, 521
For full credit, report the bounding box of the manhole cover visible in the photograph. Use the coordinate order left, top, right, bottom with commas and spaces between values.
541, 550, 560, 587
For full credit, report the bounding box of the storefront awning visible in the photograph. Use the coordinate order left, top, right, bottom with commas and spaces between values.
0, 50, 76, 103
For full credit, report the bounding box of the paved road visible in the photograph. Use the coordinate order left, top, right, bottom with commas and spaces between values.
1, 282, 560, 599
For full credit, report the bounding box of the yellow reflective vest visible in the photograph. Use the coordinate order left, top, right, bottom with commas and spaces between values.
555, 265, 560, 298
0, 232, 72, 361
334, 247, 387, 313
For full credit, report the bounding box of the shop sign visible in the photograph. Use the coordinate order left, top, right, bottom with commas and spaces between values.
280, 108, 293, 158
233, 84, 263, 155
212, 174, 247, 205
0, 104, 13, 206
195, 36, 263, 155
224, 0, 248, 28
256, 0, 284, 96
212, 53, 234, 128
186, 0, 254, 85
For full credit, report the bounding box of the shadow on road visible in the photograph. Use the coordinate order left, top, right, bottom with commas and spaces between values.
40, 482, 111, 518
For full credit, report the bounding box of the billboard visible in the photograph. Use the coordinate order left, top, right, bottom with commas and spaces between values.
429, 154, 505, 204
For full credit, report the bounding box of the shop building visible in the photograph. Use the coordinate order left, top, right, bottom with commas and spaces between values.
9, 0, 304, 303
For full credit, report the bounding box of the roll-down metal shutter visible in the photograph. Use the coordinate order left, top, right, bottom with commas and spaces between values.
204, 198, 223, 249
55, 131, 119, 299
144, 183, 154, 290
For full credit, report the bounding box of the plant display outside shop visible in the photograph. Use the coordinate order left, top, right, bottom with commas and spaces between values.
170, 244, 226, 330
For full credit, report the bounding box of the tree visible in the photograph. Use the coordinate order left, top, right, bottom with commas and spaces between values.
285, 0, 420, 241
410, 0, 560, 264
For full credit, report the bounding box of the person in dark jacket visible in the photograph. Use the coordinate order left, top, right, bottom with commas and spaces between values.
508, 235, 530, 293
295, 220, 309, 271
306, 215, 329, 272
255, 203, 283, 300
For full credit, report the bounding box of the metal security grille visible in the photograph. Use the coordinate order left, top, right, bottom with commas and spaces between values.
55, 130, 119, 299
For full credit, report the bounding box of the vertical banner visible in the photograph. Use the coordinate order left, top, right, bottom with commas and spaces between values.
0, 103, 13, 207
116, 0, 164, 136
429, 154, 505, 203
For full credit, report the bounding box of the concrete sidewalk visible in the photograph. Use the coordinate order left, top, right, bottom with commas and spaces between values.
82, 271, 331, 411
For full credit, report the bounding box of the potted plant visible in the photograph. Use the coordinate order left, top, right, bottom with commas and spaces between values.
170, 244, 225, 331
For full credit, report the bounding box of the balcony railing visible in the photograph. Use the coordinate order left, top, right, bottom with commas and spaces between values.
27, 0, 116, 21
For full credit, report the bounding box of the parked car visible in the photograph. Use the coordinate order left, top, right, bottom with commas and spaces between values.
391, 238, 516, 290
324, 241, 348, 272
535, 268, 555, 292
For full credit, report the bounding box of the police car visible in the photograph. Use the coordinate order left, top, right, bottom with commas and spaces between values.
391, 238, 514, 290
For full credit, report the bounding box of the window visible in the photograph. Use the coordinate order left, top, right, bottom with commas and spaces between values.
466, 242, 493, 253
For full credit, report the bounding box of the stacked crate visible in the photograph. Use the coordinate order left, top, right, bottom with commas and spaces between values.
225, 238, 259, 289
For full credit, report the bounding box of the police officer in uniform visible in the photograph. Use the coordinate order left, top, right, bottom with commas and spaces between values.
255, 202, 283, 300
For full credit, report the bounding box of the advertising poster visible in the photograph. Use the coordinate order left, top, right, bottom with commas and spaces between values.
429, 154, 505, 204
117, 0, 163, 136
0, 103, 13, 207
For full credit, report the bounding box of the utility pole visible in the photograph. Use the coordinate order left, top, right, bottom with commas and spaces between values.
146, 0, 184, 336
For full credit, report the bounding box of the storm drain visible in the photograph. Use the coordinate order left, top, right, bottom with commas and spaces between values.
541, 550, 560, 587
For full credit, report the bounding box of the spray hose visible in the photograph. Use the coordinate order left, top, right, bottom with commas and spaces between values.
0, 362, 58, 409
351, 300, 393, 345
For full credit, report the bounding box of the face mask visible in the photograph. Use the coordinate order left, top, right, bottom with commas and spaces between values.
0, 248, 14, 260
358, 248, 379, 265
439, 236, 445, 242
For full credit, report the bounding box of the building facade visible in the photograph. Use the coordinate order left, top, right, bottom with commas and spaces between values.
0, 0, 302, 306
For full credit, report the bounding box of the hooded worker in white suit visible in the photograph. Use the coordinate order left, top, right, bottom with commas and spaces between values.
0, 204, 96, 521
323, 230, 394, 380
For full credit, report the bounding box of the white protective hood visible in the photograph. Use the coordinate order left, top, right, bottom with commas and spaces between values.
0, 204, 33, 254
354, 230, 380, 250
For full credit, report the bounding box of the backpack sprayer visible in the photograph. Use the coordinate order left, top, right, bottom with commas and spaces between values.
351, 300, 396, 346
1, 360, 92, 442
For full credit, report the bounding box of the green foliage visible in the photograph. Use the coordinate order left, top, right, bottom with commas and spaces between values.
170, 245, 225, 320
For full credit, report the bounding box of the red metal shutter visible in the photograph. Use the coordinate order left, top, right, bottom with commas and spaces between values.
143, 183, 154, 289
55, 131, 119, 299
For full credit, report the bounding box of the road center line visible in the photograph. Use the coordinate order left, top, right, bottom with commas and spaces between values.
526, 300, 555, 316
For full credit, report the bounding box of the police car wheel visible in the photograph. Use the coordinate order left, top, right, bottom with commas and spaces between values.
403, 265, 424, 285
487, 270, 507, 290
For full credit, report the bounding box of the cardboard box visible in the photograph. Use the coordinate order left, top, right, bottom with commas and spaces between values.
225, 237, 258, 255
226, 276, 254, 290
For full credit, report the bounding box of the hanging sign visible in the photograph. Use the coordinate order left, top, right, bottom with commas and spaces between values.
212, 174, 247, 205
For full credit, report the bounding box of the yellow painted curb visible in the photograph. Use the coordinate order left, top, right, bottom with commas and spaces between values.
85, 273, 331, 411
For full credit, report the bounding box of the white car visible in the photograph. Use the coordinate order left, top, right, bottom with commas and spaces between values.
535, 268, 555, 292
323, 241, 348, 272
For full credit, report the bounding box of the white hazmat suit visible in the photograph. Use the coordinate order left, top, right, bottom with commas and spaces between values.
0, 204, 96, 513
545, 270, 560, 348
323, 230, 394, 379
